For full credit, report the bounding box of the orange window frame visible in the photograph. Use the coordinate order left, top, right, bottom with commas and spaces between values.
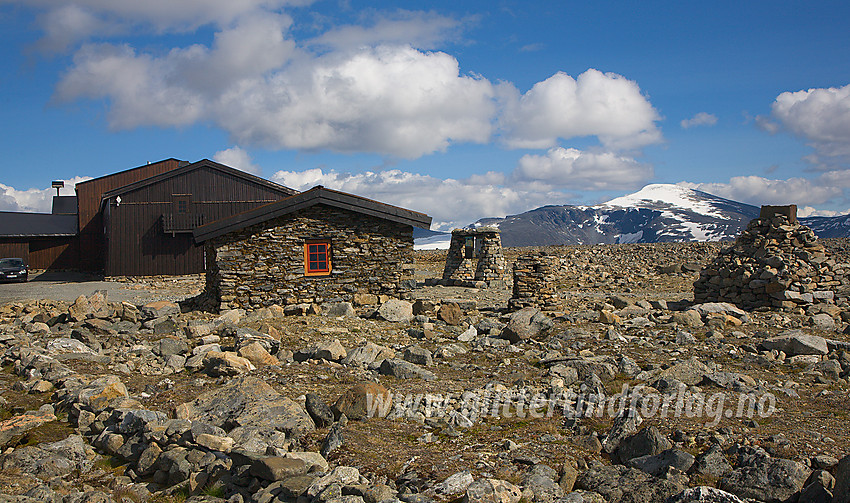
304, 241, 331, 276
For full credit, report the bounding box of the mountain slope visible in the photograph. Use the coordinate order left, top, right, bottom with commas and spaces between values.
471, 184, 768, 247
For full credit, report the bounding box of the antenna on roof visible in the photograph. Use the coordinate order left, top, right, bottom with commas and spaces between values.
51, 180, 64, 197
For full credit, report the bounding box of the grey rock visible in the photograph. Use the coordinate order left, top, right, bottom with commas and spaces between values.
692, 444, 732, 478
403, 345, 433, 366
463, 478, 522, 503
250, 456, 308, 481
760, 330, 828, 356
602, 411, 642, 454
342, 342, 395, 367
834, 455, 850, 503
436, 470, 475, 496
809, 313, 835, 331
156, 337, 189, 358
379, 359, 436, 380
306, 393, 334, 428
614, 425, 672, 464
719, 456, 811, 503
180, 376, 315, 438
501, 308, 553, 343
0, 435, 92, 478
324, 302, 356, 317
667, 486, 747, 503
377, 299, 414, 323
576, 465, 683, 503
320, 424, 344, 458
627, 449, 695, 477
523, 472, 564, 503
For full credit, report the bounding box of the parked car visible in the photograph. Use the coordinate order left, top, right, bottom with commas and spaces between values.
0, 258, 28, 282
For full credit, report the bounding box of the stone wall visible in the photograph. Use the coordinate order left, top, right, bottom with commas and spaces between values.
509, 252, 560, 311
206, 205, 415, 311
694, 205, 850, 311
440, 228, 506, 287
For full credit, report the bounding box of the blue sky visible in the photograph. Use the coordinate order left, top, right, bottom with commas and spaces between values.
1, 0, 850, 230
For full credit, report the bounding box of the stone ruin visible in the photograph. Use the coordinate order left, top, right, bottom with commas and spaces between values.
509, 251, 560, 311
694, 204, 849, 311
437, 227, 507, 288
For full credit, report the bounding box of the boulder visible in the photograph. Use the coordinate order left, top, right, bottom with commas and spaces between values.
719, 456, 811, 503
238, 342, 280, 367
667, 486, 748, 503
627, 448, 695, 477
180, 376, 315, 437
832, 455, 850, 503
305, 393, 334, 428
614, 425, 672, 464
0, 407, 56, 448
403, 346, 433, 366
379, 359, 437, 380
438, 302, 463, 326
500, 308, 553, 343
332, 382, 392, 420
760, 330, 828, 356
140, 300, 180, 319
576, 465, 683, 503
342, 341, 395, 367
0, 435, 92, 479
251, 456, 308, 481
203, 351, 256, 376
323, 302, 356, 318
463, 478, 522, 503
377, 299, 414, 323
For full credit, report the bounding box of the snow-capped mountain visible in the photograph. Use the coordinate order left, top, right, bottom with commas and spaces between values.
471, 184, 766, 247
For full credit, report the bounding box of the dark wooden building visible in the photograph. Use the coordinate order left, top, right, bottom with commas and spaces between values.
1, 157, 296, 276
100, 159, 295, 276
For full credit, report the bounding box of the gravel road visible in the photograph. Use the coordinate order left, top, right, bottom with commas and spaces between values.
0, 272, 200, 304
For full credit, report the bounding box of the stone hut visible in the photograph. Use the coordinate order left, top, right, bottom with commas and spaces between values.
193, 186, 432, 311
440, 227, 506, 287
693, 204, 848, 310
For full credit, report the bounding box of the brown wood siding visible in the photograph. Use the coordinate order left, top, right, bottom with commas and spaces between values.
0, 241, 28, 264
28, 238, 79, 269
105, 166, 289, 276
75, 159, 182, 271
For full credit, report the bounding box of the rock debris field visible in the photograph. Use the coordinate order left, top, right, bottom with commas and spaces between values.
1, 241, 850, 503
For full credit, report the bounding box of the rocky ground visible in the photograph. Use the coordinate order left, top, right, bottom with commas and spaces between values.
0, 241, 849, 503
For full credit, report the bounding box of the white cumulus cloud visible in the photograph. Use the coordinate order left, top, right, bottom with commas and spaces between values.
0, 176, 92, 213
271, 167, 565, 231
213, 146, 262, 175
499, 69, 662, 150
680, 112, 717, 129
513, 147, 653, 191
760, 83, 850, 169
684, 175, 843, 208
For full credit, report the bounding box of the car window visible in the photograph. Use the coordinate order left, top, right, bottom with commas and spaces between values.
0, 259, 24, 267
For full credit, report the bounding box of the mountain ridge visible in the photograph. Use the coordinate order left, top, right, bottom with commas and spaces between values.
465, 184, 848, 247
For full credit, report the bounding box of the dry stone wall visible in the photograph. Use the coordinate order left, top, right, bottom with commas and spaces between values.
206, 205, 415, 311
694, 207, 850, 311
509, 252, 561, 310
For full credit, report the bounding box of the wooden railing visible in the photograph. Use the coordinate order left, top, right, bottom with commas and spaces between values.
162, 213, 205, 234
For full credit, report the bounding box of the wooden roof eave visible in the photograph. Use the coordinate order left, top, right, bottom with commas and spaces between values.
193, 187, 432, 243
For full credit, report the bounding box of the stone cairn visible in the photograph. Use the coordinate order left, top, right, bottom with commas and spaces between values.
435, 227, 506, 288
694, 205, 849, 310
509, 251, 560, 311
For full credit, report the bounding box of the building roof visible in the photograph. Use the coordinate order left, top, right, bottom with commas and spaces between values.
193, 186, 432, 243
75, 158, 187, 189
51, 196, 78, 215
101, 158, 297, 200
0, 211, 78, 237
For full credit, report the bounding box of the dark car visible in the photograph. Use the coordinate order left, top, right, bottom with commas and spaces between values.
0, 258, 28, 282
